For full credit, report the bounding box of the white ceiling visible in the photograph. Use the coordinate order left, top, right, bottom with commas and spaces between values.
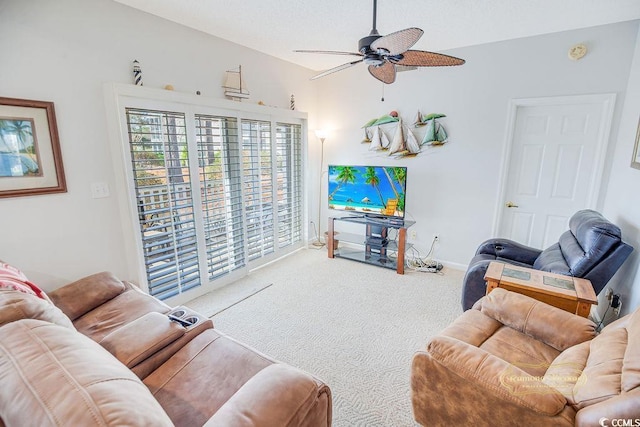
114, 0, 640, 71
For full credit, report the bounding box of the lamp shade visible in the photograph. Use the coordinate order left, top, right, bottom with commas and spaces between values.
315, 130, 327, 141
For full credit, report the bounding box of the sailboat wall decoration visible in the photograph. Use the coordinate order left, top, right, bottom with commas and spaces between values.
362, 110, 449, 158
421, 113, 448, 146
223, 65, 250, 101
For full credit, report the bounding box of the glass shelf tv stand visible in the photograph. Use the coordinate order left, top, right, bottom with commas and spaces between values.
327, 215, 415, 274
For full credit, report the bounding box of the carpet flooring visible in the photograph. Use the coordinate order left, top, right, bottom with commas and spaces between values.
185, 248, 464, 426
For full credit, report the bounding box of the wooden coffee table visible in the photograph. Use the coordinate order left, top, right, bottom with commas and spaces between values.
484, 261, 597, 318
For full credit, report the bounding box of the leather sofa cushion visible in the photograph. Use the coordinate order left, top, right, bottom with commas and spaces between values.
72, 284, 170, 342
534, 210, 623, 277
99, 311, 186, 368
0, 319, 173, 427
144, 328, 331, 427
532, 242, 571, 275
0, 289, 74, 329
144, 329, 274, 426
49, 272, 126, 321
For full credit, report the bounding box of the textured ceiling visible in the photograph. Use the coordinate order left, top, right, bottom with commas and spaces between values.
114, 0, 640, 71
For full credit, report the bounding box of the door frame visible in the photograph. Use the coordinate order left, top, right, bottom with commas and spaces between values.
491, 93, 617, 237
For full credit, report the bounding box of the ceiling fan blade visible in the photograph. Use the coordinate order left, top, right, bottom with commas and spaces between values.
294, 50, 363, 58
368, 61, 396, 84
395, 50, 465, 67
370, 27, 423, 56
311, 59, 363, 80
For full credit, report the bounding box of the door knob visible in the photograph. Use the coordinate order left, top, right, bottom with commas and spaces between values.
505, 201, 519, 208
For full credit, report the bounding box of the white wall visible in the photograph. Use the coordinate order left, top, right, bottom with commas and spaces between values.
0, 0, 316, 288
314, 21, 639, 276
601, 26, 640, 316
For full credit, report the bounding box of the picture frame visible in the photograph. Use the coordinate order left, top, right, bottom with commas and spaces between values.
631, 116, 640, 170
0, 97, 66, 198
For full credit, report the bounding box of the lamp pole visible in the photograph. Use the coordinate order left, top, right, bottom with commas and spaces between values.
313, 131, 326, 247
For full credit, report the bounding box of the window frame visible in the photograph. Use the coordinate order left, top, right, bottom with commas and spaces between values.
105, 83, 308, 306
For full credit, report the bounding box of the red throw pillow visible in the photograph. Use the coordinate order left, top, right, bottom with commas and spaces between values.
0, 262, 50, 302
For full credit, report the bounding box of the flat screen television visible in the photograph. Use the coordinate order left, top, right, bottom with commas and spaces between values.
328, 165, 407, 219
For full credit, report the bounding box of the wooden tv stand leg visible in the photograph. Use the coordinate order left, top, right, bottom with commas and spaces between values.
397, 227, 406, 274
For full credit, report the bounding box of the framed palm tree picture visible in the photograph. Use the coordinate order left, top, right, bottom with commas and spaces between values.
0, 97, 66, 197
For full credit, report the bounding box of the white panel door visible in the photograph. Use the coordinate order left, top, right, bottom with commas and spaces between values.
498, 96, 614, 249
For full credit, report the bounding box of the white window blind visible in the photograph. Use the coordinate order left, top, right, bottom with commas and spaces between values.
126, 108, 201, 300
120, 96, 305, 302
196, 114, 246, 280
276, 123, 303, 248
242, 120, 274, 261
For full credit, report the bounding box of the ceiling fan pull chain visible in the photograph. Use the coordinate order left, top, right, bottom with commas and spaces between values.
381, 82, 385, 102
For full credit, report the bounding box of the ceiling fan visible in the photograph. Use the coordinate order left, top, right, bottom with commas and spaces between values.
295, 0, 465, 84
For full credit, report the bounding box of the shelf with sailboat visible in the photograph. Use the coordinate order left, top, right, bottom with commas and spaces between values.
223, 65, 250, 101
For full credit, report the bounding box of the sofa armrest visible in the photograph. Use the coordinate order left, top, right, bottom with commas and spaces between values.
203, 364, 331, 427
48, 272, 125, 320
476, 238, 542, 265
476, 288, 597, 351
574, 389, 640, 426
99, 312, 186, 368
418, 336, 567, 416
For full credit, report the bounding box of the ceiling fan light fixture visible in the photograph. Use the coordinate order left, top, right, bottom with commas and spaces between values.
296, 0, 465, 84
364, 55, 385, 66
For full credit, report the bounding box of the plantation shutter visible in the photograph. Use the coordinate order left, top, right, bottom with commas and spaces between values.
195, 114, 246, 280
117, 90, 306, 302
242, 120, 274, 261
126, 108, 201, 300
276, 123, 303, 248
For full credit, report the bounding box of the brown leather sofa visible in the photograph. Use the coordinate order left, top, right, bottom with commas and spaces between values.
411, 288, 640, 426
0, 272, 332, 427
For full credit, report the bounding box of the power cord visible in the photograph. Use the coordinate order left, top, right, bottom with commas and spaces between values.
406, 236, 443, 274
596, 292, 621, 332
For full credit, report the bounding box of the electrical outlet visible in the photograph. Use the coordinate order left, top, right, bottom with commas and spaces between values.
409, 230, 417, 240
612, 294, 621, 317
605, 288, 614, 301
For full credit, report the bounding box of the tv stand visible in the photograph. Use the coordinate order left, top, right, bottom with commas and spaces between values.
327, 215, 415, 274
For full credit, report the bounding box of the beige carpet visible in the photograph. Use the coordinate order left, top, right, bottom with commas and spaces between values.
185, 248, 464, 427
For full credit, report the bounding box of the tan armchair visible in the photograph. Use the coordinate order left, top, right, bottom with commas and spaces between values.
411, 288, 640, 426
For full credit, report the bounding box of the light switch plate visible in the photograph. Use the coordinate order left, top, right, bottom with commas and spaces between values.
91, 182, 110, 198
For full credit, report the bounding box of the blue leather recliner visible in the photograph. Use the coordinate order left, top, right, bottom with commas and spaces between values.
461, 209, 634, 311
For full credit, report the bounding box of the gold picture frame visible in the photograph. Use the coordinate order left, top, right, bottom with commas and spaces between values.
0, 97, 66, 197
631, 117, 640, 170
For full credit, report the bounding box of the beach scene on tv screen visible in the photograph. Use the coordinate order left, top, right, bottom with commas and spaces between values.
328, 165, 406, 218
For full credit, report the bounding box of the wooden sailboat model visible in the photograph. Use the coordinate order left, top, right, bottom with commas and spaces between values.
369, 126, 390, 151
421, 114, 448, 146
223, 65, 250, 101
414, 110, 427, 127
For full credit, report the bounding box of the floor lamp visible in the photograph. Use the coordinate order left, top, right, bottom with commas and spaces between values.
312, 130, 327, 247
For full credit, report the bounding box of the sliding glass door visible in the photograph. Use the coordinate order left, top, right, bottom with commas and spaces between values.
122, 103, 304, 302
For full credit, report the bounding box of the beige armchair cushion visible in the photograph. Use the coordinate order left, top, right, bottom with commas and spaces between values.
476, 288, 597, 351
412, 289, 640, 427
0, 319, 173, 426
